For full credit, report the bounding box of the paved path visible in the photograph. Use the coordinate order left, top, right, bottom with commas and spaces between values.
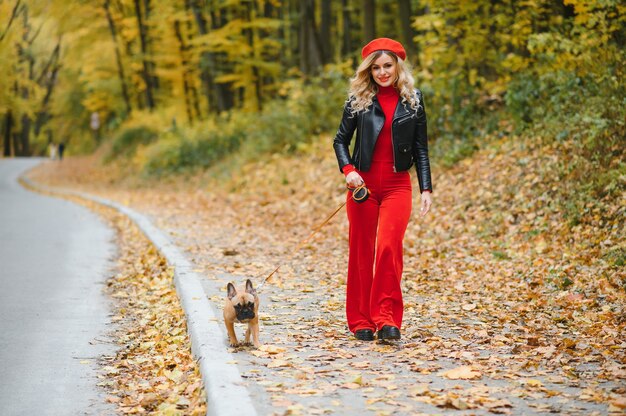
0, 158, 116, 416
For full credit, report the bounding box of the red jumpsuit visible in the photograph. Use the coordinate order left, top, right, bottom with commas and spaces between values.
343, 85, 412, 333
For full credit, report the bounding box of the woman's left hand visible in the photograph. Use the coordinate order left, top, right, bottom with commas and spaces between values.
420, 191, 432, 217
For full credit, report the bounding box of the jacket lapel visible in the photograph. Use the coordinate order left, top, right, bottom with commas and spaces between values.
393, 98, 412, 121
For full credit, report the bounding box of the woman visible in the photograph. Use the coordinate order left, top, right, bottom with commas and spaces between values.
333, 38, 432, 341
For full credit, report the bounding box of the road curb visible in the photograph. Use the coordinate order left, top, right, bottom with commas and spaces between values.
20, 173, 257, 416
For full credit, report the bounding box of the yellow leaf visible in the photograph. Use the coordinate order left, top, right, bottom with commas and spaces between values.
535, 238, 548, 253
267, 359, 291, 368
259, 345, 286, 354
525, 379, 543, 387
440, 366, 482, 380
165, 369, 183, 383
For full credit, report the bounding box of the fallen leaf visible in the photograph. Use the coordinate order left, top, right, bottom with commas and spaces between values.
525, 379, 543, 388
440, 366, 482, 380
267, 359, 291, 368
410, 384, 430, 396
350, 361, 370, 369
259, 345, 286, 354
609, 396, 626, 410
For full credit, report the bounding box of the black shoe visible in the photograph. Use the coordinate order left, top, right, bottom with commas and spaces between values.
378, 325, 401, 340
355, 329, 375, 341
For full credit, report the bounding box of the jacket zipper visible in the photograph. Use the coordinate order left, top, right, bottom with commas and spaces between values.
390, 103, 400, 173
358, 114, 364, 170
391, 123, 397, 172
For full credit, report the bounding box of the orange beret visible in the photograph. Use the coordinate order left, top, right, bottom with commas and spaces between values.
361, 37, 406, 61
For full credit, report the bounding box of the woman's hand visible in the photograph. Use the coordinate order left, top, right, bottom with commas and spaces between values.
420, 191, 432, 217
346, 171, 364, 188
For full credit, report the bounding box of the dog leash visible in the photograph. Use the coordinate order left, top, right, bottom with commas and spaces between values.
256, 184, 368, 290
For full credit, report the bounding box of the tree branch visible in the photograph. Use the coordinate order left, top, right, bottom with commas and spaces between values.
0, 0, 23, 42
36, 40, 61, 84
27, 21, 44, 45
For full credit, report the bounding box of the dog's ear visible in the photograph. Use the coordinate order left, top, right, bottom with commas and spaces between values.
245, 279, 256, 295
227, 282, 237, 300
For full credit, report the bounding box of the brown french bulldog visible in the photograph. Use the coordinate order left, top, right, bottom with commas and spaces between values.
223, 279, 261, 347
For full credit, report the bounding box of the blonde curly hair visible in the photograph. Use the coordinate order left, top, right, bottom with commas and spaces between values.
347, 51, 420, 115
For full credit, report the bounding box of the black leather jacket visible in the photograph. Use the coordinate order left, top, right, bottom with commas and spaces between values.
333, 89, 432, 193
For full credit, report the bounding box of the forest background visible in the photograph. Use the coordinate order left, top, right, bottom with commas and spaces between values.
0, 0, 624, 202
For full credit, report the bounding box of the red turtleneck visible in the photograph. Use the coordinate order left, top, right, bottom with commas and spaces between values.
372, 85, 399, 163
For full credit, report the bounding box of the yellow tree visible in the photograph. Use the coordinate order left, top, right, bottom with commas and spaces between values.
0, 0, 62, 156
195, 0, 282, 111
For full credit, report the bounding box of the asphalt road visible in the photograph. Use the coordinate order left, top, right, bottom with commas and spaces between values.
0, 158, 117, 415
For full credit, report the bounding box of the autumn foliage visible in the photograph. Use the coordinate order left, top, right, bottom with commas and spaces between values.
0, 0, 622, 165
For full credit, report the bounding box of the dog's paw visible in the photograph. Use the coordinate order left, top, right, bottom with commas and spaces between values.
229, 341, 239, 348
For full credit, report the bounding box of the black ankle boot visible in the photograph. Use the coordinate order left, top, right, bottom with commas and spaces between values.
355, 329, 375, 341
378, 325, 401, 340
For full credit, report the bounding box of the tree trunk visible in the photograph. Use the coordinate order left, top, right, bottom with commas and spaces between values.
3, 111, 13, 157
12, 132, 20, 156
34, 40, 61, 136
189, 79, 201, 120
262, 2, 277, 91
182, 0, 201, 120
245, 0, 262, 110
299, 0, 323, 75
173, 20, 193, 124
277, 1, 286, 67
363, 0, 376, 42
320, 0, 332, 63
212, 7, 235, 111
17, 6, 33, 156
142, 0, 159, 90
133, 0, 155, 110
188, 0, 216, 114
341, 0, 352, 57
290, 0, 299, 69
104, 0, 132, 115
299, 1, 310, 74
398, 0, 417, 62
19, 114, 31, 156
193, 2, 233, 112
